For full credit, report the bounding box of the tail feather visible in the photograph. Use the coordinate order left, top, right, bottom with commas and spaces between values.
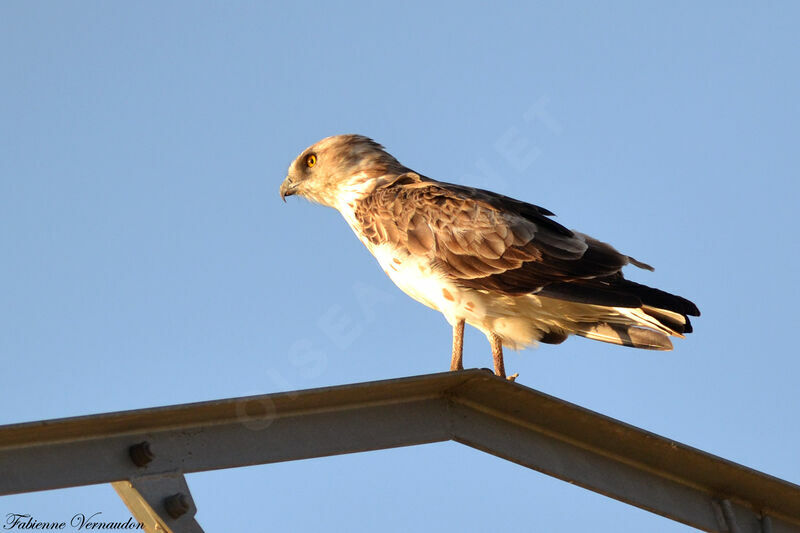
641, 305, 691, 334
573, 322, 674, 350
618, 279, 700, 318
527, 295, 692, 351
483, 281, 698, 351
533, 275, 699, 350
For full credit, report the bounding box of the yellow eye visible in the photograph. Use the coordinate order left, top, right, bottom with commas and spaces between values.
306, 154, 317, 167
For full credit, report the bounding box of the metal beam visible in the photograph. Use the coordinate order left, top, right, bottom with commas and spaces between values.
112, 473, 203, 533
1, 370, 799, 532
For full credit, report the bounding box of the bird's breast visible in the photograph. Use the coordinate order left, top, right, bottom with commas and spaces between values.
367, 243, 493, 326
339, 205, 492, 327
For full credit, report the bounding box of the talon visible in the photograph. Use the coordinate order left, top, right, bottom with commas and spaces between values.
507, 373, 519, 382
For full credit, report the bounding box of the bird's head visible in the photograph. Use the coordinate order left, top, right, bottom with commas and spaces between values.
280, 134, 408, 208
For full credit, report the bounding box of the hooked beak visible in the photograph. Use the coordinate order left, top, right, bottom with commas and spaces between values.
279, 176, 299, 202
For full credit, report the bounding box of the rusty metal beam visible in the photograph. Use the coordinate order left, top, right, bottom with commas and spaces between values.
112, 473, 203, 533
0, 370, 798, 532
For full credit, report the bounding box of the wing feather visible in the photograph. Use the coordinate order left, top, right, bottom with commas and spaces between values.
354, 173, 630, 293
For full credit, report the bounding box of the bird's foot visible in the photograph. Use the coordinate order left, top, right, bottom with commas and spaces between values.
506, 373, 519, 382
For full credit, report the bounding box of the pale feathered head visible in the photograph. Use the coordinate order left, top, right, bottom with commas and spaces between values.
280, 134, 408, 208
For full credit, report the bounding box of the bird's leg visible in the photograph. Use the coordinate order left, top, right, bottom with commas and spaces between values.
490, 332, 506, 378
450, 319, 465, 371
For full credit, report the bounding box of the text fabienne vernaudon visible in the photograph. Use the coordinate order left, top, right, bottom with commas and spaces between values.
4, 513, 144, 530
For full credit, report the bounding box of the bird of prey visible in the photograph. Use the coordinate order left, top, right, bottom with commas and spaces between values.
280, 134, 699, 379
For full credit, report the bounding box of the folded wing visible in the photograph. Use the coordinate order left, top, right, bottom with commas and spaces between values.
354, 172, 699, 344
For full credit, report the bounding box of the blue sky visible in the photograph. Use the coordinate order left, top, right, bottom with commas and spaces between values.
1, 2, 798, 531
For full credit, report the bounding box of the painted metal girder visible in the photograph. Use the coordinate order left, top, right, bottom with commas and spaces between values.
1, 370, 798, 532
